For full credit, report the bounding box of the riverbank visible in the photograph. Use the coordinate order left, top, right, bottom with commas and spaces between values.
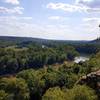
74, 53, 90, 63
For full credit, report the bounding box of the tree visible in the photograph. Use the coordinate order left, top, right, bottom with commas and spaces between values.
65, 85, 98, 100
42, 87, 65, 100
0, 77, 30, 100
0, 90, 13, 100
17, 69, 46, 100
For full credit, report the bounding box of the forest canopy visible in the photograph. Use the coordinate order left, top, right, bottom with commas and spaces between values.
0, 37, 100, 100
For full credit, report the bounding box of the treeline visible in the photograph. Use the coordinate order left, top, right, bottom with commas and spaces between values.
0, 44, 78, 75
74, 43, 100, 54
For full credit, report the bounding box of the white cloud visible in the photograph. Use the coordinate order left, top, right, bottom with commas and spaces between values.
3, 0, 20, 5
48, 16, 61, 20
0, 16, 40, 37
46, 0, 100, 13
83, 17, 100, 22
47, 3, 80, 12
0, 16, 79, 40
81, 17, 100, 39
76, 0, 94, 4
76, 0, 100, 12
76, 0, 100, 8
48, 16, 69, 22
0, 6, 24, 14
0, 16, 98, 40
0, 16, 32, 21
46, 2, 90, 13
83, 17, 100, 29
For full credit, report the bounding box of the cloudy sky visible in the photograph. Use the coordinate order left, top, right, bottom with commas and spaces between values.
0, 0, 100, 40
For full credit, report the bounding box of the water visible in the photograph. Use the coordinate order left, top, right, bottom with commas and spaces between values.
74, 54, 90, 63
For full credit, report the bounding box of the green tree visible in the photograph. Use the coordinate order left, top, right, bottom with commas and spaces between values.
17, 69, 46, 100
0, 90, 13, 100
42, 87, 65, 100
65, 85, 98, 100
0, 77, 30, 100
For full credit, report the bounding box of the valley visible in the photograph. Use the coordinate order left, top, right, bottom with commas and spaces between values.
0, 36, 100, 100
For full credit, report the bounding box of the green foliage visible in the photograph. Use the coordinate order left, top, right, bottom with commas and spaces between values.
0, 38, 100, 100
75, 43, 100, 54
0, 43, 78, 75
42, 85, 97, 100
73, 51, 100, 75
17, 69, 46, 100
65, 85, 98, 100
42, 87, 65, 100
16, 65, 80, 99
0, 90, 13, 100
0, 77, 29, 100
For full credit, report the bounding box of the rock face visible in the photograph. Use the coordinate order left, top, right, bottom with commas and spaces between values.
78, 70, 100, 93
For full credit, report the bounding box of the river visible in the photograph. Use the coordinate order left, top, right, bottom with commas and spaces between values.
74, 54, 90, 63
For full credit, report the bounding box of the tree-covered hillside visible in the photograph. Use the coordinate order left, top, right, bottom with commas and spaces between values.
0, 51, 100, 100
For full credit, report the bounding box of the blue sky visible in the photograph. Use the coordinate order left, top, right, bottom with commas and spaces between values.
0, 0, 100, 40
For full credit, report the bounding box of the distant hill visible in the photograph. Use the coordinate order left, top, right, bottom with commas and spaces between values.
0, 36, 99, 47
0, 36, 50, 47
0, 36, 89, 43
0, 36, 89, 47
0, 36, 44, 43
0, 36, 100, 54
92, 38, 100, 43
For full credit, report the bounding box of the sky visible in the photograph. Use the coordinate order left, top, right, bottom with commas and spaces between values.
0, 0, 100, 40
